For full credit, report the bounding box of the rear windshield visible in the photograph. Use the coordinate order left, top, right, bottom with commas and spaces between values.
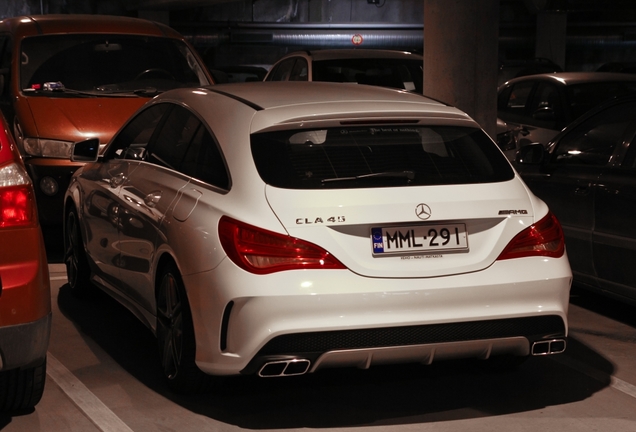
20, 34, 209, 94
313, 58, 423, 93
251, 126, 514, 189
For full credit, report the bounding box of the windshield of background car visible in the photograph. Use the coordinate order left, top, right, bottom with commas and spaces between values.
20, 34, 209, 94
312, 58, 423, 93
567, 81, 636, 119
251, 126, 513, 189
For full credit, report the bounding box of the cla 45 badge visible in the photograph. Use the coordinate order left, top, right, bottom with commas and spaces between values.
296, 216, 346, 224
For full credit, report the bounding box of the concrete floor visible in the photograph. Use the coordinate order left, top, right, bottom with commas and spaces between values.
2, 227, 636, 431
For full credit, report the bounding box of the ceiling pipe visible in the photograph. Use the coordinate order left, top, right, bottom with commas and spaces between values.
175, 22, 424, 50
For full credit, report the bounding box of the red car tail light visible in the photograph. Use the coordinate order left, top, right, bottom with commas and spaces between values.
218, 216, 346, 274
497, 211, 564, 260
0, 125, 37, 228
0, 162, 37, 228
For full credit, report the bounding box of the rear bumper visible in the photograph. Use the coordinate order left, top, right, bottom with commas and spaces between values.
241, 315, 566, 375
183, 254, 572, 376
0, 313, 51, 371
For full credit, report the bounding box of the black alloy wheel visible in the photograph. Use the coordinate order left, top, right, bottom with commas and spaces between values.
64, 208, 92, 297
156, 263, 213, 394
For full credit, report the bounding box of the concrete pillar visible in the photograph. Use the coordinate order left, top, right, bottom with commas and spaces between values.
423, 0, 499, 140
536, 11, 567, 69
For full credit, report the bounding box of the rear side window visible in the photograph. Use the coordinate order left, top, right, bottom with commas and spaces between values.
251, 126, 514, 189
147, 105, 198, 169
498, 81, 534, 118
108, 103, 229, 189
147, 105, 229, 189
265, 58, 297, 81
108, 103, 171, 159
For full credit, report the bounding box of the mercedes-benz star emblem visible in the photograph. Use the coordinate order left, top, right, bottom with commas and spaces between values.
415, 203, 432, 220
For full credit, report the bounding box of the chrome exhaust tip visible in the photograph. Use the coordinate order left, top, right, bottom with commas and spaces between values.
258, 359, 311, 377
531, 339, 566, 355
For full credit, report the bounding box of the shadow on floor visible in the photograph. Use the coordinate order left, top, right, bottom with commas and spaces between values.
55, 281, 613, 429
42, 224, 64, 264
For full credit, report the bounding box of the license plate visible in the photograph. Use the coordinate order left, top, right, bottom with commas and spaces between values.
371, 223, 468, 255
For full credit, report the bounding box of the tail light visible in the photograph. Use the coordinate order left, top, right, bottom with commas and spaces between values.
0, 163, 36, 228
0, 125, 37, 228
497, 211, 564, 260
218, 216, 346, 274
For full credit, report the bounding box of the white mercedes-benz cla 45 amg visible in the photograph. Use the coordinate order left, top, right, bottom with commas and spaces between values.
64, 82, 571, 393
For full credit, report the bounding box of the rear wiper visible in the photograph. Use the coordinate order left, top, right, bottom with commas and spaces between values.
321, 170, 415, 183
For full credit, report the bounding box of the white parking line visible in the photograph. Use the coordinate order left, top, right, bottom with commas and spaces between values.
49, 276, 68, 281
46, 353, 134, 432
611, 376, 636, 399
49, 264, 67, 281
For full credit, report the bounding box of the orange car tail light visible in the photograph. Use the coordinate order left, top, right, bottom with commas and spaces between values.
0, 168, 36, 228
0, 131, 37, 228
218, 216, 346, 274
497, 211, 565, 260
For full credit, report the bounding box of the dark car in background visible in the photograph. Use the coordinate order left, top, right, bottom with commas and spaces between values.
264, 49, 423, 93
0, 14, 212, 224
497, 72, 636, 157
515, 94, 636, 306
0, 111, 50, 411
497, 57, 563, 87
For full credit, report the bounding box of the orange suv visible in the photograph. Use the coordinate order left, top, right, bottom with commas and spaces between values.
0, 14, 212, 224
0, 110, 50, 411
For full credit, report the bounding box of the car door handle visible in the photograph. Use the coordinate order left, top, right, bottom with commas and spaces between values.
144, 191, 162, 208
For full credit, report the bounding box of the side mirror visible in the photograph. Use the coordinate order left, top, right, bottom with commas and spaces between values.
515, 143, 545, 165
71, 138, 100, 162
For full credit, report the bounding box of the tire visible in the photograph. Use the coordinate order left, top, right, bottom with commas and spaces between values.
0, 358, 46, 412
156, 263, 214, 394
64, 208, 92, 298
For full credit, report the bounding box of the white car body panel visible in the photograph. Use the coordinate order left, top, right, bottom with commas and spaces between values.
185, 256, 570, 375
264, 180, 543, 278
66, 82, 572, 382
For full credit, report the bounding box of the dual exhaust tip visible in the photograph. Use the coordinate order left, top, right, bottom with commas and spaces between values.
259, 359, 311, 377
531, 338, 566, 355
258, 338, 567, 377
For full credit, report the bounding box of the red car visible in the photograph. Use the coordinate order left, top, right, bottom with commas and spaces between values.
0, 111, 50, 411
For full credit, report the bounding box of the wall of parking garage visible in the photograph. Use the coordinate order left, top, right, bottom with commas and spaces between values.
0, 0, 130, 18
3, 0, 636, 132
3, 1, 636, 73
